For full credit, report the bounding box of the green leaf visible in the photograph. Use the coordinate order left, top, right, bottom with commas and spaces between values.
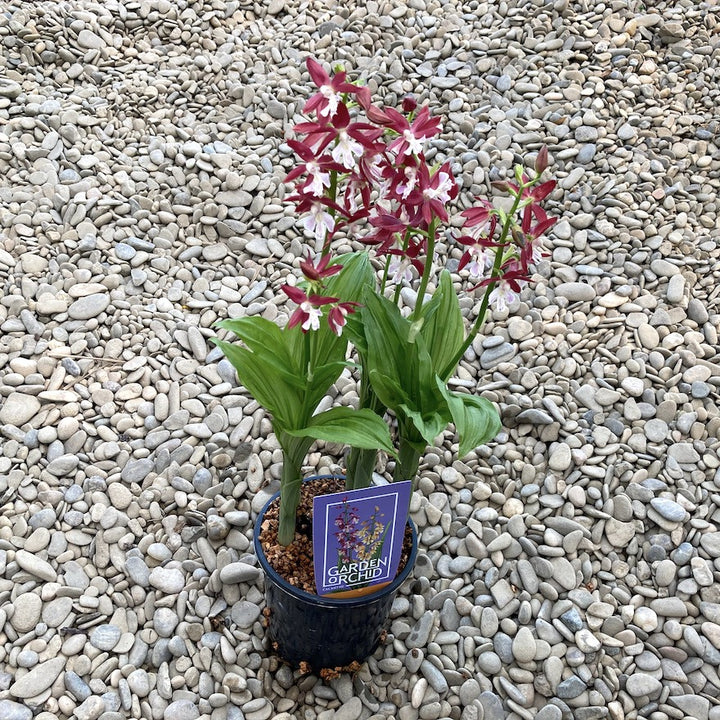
419, 270, 465, 381
360, 288, 412, 394
306, 360, 348, 409
437, 378, 501, 457
359, 288, 452, 449
212, 338, 301, 428
399, 402, 448, 448
285, 406, 397, 457
214, 317, 303, 386
367, 369, 409, 412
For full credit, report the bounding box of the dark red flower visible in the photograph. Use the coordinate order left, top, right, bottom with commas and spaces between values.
284, 140, 345, 197
382, 106, 442, 159
456, 235, 501, 278
304, 58, 358, 119
328, 301, 360, 336
404, 161, 457, 225
460, 199, 496, 236
385, 237, 426, 283
300, 252, 342, 282
283, 284, 338, 333
402, 95, 417, 113
535, 146, 549, 175
521, 203, 557, 240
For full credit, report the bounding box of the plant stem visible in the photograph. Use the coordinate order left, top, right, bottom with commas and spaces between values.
345, 447, 376, 491
322, 170, 339, 255
277, 324, 315, 545
380, 255, 392, 295
411, 219, 437, 321
277, 434, 307, 546
394, 435, 422, 489
392, 227, 414, 305
346, 354, 386, 490
440, 189, 525, 378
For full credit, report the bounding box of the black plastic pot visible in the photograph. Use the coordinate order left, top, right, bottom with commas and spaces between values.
253, 479, 418, 670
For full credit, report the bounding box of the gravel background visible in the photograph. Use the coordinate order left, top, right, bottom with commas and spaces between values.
1, 1, 720, 720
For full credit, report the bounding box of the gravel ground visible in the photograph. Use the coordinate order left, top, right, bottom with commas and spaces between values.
1, 1, 720, 719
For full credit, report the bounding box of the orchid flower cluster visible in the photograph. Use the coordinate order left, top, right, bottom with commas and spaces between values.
282, 58, 557, 341
214, 58, 560, 547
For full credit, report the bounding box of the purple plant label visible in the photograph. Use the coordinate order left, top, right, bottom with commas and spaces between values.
313, 481, 412, 596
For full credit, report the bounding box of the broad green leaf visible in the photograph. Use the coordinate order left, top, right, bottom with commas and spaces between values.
419, 270, 465, 381
361, 288, 411, 392
214, 317, 303, 386
212, 338, 302, 428
360, 287, 453, 450
324, 252, 375, 302
367, 369, 408, 411
414, 333, 448, 418
285, 406, 397, 457
306, 361, 348, 409
437, 378, 501, 457
343, 311, 368, 356
398, 402, 448, 448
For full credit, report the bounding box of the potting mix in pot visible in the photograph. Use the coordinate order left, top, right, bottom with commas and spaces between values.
213, 57, 558, 669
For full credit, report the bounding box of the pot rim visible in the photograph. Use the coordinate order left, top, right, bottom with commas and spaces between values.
253, 474, 418, 607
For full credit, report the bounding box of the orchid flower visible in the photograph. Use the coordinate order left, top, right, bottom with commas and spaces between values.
304, 58, 357, 119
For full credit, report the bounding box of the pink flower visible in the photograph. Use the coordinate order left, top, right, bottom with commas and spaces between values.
488, 281, 518, 313
284, 140, 344, 197
283, 284, 358, 337
386, 238, 426, 283
404, 161, 458, 225
300, 252, 342, 282
397, 165, 419, 200
328, 302, 359, 336
473, 267, 529, 311
460, 199, 496, 237
385, 106, 442, 159
303, 202, 336, 246
304, 58, 357, 119
364, 211, 408, 248
456, 236, 498, 278
294, 104, 383, 168
332, 129, 365, 169
283, 284, 337, 333
522, 203, 557, 240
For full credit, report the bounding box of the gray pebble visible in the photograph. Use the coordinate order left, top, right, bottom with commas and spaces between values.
420, 659, 449, 693
650, 497, 687, 522
65, 670, 92, 702
164, 700, 200, 720
0, 702, 32, 720
90, 624, 122, 651
625, 674, 662, 697
230, 601, 261, 628
115, 243, 137, 260
478, 691, 505, 720
556, 675, 586, 699
406, 611, 435, 649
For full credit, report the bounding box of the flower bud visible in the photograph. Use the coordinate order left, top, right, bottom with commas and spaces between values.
535, 146, 549, 174
402, 95, 417, 113
491, 180, 512, 193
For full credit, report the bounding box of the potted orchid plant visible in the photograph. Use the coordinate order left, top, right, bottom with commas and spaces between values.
212, 58, 557, 669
